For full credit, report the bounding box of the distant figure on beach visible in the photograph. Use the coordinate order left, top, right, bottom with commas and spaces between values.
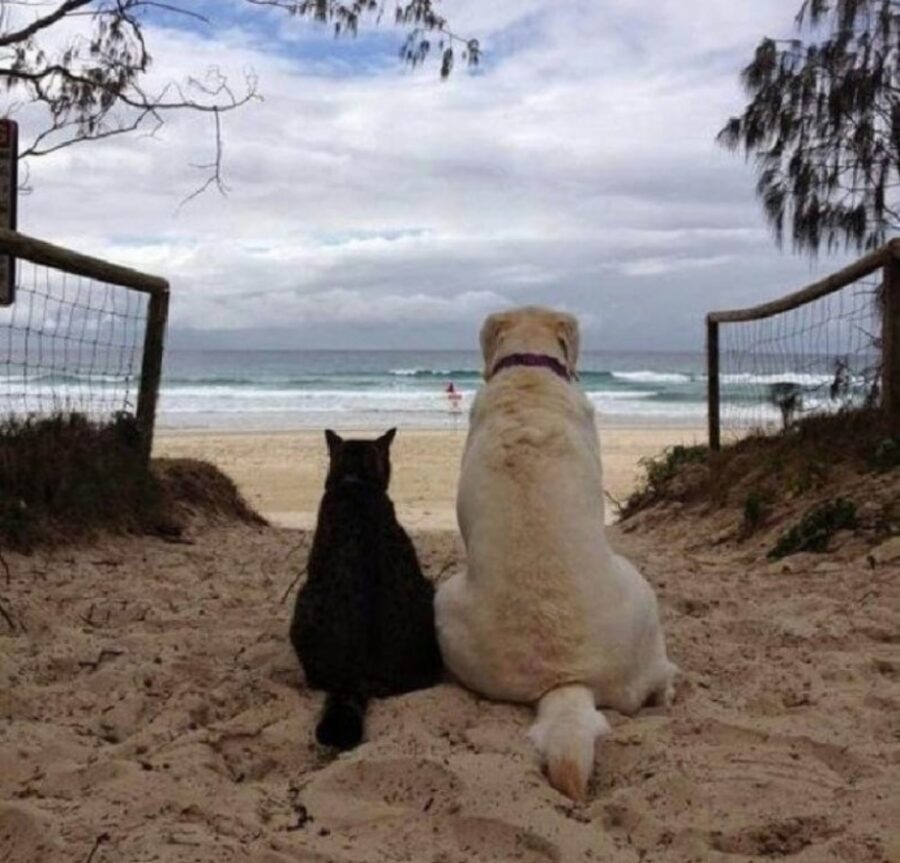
445, 381, 463, 413
289, 429, 442, 750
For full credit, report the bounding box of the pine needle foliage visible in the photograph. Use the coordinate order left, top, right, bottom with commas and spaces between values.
719, 0, 900, 253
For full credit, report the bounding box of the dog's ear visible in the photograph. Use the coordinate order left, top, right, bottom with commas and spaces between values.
556, 313, 580, 376
480, 312, 509, 378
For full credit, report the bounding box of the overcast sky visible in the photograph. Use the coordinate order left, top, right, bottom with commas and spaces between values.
14, 0, 855, 352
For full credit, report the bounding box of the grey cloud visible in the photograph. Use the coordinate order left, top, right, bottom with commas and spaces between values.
16, 1, 854, 351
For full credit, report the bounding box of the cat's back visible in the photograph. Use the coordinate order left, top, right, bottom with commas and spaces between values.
308, 485, 385, 561
369, 495, 441, 691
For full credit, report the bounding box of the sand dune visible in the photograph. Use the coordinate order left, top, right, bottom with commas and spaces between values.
2, 512, 897, 862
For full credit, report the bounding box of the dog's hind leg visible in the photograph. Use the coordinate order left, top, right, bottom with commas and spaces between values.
434, 573, 482, 692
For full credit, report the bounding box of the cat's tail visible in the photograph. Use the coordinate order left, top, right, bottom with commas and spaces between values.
316, 692, 368, 750
528, 684, 611, 802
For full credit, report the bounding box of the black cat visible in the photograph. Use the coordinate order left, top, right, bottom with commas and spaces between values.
289, 428, 442, 749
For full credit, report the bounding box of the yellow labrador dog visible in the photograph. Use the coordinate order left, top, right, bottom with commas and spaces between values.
435, 306, 676, 802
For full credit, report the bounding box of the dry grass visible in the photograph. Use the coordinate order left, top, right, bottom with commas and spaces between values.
621, 409, 900, 558
0, 413, 262, 552
154, 458, 266, 526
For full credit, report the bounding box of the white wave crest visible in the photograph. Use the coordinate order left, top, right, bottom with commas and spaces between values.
612, 371, 693, 384
721, 372, 835, 387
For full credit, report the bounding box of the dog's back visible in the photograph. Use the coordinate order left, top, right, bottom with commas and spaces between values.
448, 367, 644, 702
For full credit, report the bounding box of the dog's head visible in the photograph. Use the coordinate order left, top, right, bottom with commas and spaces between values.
480, 306, 580, 380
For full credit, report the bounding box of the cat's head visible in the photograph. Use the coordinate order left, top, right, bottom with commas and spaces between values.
324, 428, 396, 492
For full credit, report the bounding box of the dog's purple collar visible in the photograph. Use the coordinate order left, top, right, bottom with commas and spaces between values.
491, 353, 572, 382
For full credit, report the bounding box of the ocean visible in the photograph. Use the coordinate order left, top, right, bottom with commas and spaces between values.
156, 349, 702, 429
152, 349, 852, 431
0, 348, 864, 430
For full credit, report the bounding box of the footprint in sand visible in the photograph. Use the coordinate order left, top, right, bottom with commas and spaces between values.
306, 756, 463, 817
445, 816, 560, 862
301, 757, 561, 862
0, 804, 62, 862
709, 815, 839, 857
673, 718, 876, 785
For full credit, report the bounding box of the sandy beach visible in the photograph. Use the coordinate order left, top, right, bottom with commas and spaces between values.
3, 416, 896, 862
155, 426, 705, 529
2, 510, 897, 862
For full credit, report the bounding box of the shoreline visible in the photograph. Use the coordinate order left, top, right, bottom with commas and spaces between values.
155, 417, 708, 435
155, 425, 706, 531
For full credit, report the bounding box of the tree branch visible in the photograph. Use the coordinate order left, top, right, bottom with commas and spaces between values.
1, 0, 476, 198
0, 0, 94, 48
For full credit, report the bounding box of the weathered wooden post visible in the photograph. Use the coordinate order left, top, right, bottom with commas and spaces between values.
0, 227, 170, 463
0, 120, 18, 307
883, 240, 900, 421
705, 243, 897, 445
707, 316, 721, 451
136, 286, 170, 463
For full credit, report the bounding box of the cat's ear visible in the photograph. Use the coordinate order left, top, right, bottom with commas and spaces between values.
378, 428, 397, 449
325, 429, 342, 453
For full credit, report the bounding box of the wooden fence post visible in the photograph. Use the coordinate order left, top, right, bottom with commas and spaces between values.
707, 316, 721, 451
136, 287, 170, 463
883, 246, 900, 421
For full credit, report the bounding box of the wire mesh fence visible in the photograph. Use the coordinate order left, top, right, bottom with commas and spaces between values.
707, 243, 900, 449
0, 227, 169, 458
0, 259, 149, 418
717, 275, 881, 437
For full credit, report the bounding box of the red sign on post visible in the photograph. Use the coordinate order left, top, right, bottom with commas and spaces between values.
0, 119, 18, 306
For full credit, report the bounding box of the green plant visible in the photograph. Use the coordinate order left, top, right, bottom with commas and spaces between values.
639, 444, 709, 494
621, 444, 709, 519
742, 489, 772, 535
871, 437, 900, 472
787, 459, 828, 497
621, 408, 898, 534
768, 498, 858, 560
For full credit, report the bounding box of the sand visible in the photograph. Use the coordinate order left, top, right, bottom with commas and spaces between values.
1, 514, 898, 862
2, 422, 898, 862
154, 427, 705, 529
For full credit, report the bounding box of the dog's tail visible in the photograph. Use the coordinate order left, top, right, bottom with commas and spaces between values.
316, 691, 368, 750
528, 684, 611, 802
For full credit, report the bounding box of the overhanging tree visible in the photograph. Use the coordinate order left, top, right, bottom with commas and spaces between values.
0, 1, 479, 196
719, 0, 900, 254
245, 1, 479, 77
